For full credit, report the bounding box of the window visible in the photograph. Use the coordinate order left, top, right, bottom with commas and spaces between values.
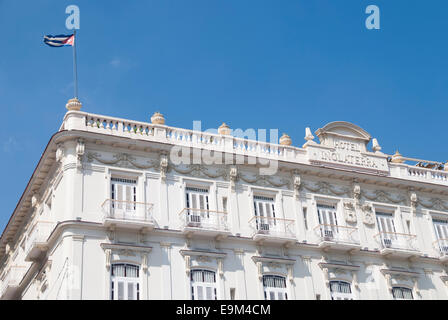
111, 178, 137, 218
433, 218, 448, 254
253, 196, 276, 232
329, 281, 354, 300
317, 204, 338, 239
263, 275, 288, 300
303, 207, 308, 230
185, 187, 210, 226
222, 197, 228, 213
191, 269, 217, 300
376, 212, 397, 247
110, 264, 140, 300
230, 288, 235, 300
392, 287, 413, 300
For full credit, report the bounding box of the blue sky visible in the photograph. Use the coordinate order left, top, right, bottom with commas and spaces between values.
0, 0, 447, 231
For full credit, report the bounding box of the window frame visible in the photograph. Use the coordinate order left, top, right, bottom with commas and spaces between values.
190, 269, 218, 300
262, 274, 288, 300
110, 263, 141, 300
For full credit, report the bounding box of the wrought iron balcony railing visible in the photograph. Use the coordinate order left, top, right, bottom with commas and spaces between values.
101, 199, 154, 223
179, 208, 229, 232
374, 231, 418, 252
433, 238, 448, 257
314, 224, 360, 245
249, 216, 296, 239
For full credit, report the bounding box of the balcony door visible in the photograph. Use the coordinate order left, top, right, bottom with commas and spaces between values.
263, 275, 288, 300
329, 281, 354, 300
185, 187, 210, 227
317, 204, 338, 240
376, 212, 397, 248
111, 178, 137, 219
433, 219, 448, 254
253, 196, 276, 233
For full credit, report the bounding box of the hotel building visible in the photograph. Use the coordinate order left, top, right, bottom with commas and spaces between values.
1, 98, 448, 300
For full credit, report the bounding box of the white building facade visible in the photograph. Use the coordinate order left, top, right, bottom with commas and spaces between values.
1, 98, 448, 300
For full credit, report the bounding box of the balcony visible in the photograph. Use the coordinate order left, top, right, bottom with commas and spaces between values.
314, 224, 361, 252
102, 199, 155, 231
374, 232, 419, 258
433, 239, 448, 262
0, 266, 27, 300
249, 216, 296, 245
179, 208, 230, 239
25, 221, 54, 262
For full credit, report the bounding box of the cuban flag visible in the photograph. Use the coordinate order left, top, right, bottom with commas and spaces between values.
43, 34, 75, 47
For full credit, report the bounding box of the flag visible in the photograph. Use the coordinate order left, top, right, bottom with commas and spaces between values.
43, 34, 74, 47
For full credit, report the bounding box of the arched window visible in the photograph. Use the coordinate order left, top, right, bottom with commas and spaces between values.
111, 263, 140, 300
191, 269, 217, 300
392, 286, 413, 300
263, 275, 288, 300
329, 281, 354, 300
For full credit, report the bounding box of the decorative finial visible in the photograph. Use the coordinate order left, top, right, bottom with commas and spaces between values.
279, 133, 292, 146
305, 127, 315, 141
302, 127, 316, 148
218, 122, 231, 135
66, 97, 82, 111
372, 138, 382, 152
151, 112, 165, 125
391, 150, 405, 163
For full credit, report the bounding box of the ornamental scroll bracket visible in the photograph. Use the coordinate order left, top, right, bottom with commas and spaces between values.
292, 170, 301, 200
159, 153, 169, 182
76, 138, 85, 164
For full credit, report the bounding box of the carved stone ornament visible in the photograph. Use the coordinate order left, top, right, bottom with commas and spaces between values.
302, 181, 350, 197
362, 190, 406, 205
160, 153, 169, 181
410, 191, 418, 214
343, 201, 357, 223
238, 172, 289, 189
76, 138, 85, 161
55, 143, 65, 163
292, 170, 301, 200
87, 152, 159, 170
361, 203, 375, 225
418, 198, 448, 211
229, 166, 238, 192
353, 183, 361, 206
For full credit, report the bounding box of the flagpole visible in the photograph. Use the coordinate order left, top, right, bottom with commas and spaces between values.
72, 30, 78, 98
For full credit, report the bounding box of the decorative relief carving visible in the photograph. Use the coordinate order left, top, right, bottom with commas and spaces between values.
361, 190, 406, 205
159, 153, 168, 181
292, 170, 301, 200
409, 191, 418, 214
352, 183, 361, 206
87, 152, 158, 170
343, 201, 357, 223
361, 203, 375, 226
76, 139, 85, 161
229, 166, 238, 193
418, 198, 448, 211
56, 143, 65, 163
238, 173, 289, 189
302, 181, 350, 197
